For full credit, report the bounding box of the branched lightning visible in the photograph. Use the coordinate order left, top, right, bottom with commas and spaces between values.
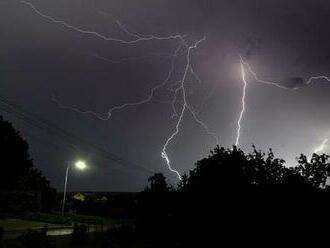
237, 56, 330, 147
52, 44, 183, 121
22, 1, 218, 180
161, 37, 208, 180
188, 104, 220, 145
241, 58, 330, 90
88, 51, 178, 65
21, 0, 184, 44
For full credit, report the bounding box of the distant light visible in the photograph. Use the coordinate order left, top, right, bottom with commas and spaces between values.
75, 160, 87, 170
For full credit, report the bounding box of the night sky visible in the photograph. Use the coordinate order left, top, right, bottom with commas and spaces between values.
1, 0, 330, 191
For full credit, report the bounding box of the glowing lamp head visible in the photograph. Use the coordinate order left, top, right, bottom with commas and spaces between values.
74, 160, 87, 170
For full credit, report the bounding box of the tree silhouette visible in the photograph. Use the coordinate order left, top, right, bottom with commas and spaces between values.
0, 116, 55, 211
0, 116, 34, 190
181, 145, 320, 193
138, 145, 330, 246
296, 153, 330, 188
144, 173, 170, 193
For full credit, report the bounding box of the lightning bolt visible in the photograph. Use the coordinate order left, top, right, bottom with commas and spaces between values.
313, 138, 328, 154
236, 56, 330, 147
22, 1, 218, 180
235, 57, 247, 146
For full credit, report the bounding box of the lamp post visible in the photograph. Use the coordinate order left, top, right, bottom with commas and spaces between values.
61, 160, 87, 216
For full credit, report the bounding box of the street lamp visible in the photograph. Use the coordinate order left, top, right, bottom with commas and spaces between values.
61, 160, 87, 216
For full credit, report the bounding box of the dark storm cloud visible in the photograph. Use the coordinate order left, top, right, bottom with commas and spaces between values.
319, 54, 330, 65
242, 37, 263, 60
2, 0, 330, 191
286, 77, 305, 89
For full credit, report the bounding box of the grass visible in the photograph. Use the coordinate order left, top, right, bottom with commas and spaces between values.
0, 218, 60, 231
0, 212, 130, 237
3, 212, 106, 226
26, 212, 75, 225
26, 212, 105, 225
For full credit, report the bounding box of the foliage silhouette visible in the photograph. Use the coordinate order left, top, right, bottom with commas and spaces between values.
137, 145, 330, 246
144, 173, 170, 193
296, 153, 330, 188
0, 115, 56, 211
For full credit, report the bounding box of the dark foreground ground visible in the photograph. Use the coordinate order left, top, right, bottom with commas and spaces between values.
3, 233, 166, 248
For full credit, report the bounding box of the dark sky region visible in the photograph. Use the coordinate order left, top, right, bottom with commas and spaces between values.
1, 0, 330, 191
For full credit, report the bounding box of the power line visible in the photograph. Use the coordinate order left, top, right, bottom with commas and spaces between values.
0, 95, 155, 175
